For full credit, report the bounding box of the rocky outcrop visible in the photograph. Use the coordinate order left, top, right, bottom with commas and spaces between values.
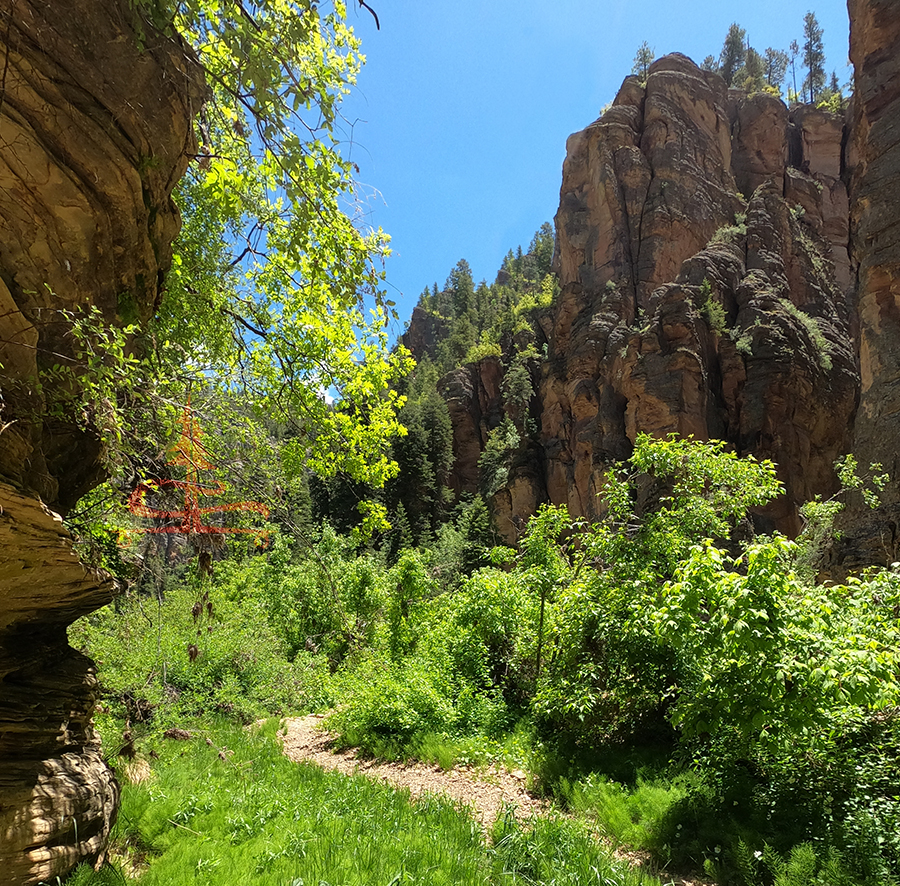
435, 55, 858, 542
440, 358, 505, 498
835, 0, 900, 570
402, 306, 450, 364
0, 1, 203, 881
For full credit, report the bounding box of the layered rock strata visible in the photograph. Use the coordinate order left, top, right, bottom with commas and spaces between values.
831, 0, 900, 570
412, 54, 858, 543
0, 1, 203, 881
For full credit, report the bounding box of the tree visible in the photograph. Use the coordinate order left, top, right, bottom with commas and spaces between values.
129, 0, 412, 494
736, 46, 766, 92
528, 222, 555, 278
802, 12, 826, 103
447, 259, 476, 318
764, 47, 790, 91
788, 39, 801, 100
718, 23, 747, 87
631, 40, 655, 84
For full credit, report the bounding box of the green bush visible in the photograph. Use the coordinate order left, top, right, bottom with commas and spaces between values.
328, 657, 457, 755
255, 527, 388, 662
70, 573, 333, 725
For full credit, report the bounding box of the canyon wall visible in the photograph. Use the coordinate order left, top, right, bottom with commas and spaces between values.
0, 1, 202, 881
835, 0, 900, 570
415, 53, 861, 545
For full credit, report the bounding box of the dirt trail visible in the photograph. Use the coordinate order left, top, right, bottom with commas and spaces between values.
280, 714, 546, 826
280, 715, 715, 886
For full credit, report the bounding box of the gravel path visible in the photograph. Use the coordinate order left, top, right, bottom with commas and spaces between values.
279, 714, 546, 826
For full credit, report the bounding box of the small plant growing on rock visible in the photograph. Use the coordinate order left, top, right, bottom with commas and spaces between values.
699, 278, 727, 335
778, 298, 833, 371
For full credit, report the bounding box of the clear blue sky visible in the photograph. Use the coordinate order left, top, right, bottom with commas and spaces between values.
336, 1, 851, 334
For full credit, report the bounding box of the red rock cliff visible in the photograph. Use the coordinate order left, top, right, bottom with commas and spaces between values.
434, 53, 860, 544
834, 0, 900, 570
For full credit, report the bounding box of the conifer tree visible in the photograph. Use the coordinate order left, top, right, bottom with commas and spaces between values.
718, 23, 747, 87
789, 40, 800, 100
631, 41, 655, 84
736, 47, 766, 92
802, 12, 826, 103
764, 47, 790, 91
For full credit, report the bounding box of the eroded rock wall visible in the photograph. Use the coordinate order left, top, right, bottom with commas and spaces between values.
835, 0, 900, 570
429, 54, 858, 543
0, 1, 203, 881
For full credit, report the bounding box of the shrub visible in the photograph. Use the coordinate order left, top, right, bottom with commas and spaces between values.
328, 658, 457, 755
70, 570, 334, 725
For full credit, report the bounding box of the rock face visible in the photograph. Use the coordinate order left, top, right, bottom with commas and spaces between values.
0, 1, 202, 881
427, 55, 859, 543
836, 0, 900, 570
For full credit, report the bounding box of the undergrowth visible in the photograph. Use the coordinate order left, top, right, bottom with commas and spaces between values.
68, 436, 900, 886
64, 719, 654, 886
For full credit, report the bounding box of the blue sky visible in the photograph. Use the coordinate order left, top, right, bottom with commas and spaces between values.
337, 1, 851, 334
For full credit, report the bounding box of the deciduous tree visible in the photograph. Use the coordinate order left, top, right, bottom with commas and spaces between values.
131, 0, 412, 491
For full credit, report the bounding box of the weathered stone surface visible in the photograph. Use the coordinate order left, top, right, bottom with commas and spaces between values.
0, 483, 119, 882
0, 0, 203, 511
636, 55, 742, 302
835, 0, 900, 572
732, 92, 788, 197
440, 54, 863, 538
439, 359, 505, 498
0, 1, 203, 882
402, 306, 450, 363
538, 55, 857, 530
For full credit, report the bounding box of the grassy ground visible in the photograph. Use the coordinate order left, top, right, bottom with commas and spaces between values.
63, 718, 659, 886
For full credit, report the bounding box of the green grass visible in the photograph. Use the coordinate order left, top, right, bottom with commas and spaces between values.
559, 772, 695, 851
69, 718, 657, 886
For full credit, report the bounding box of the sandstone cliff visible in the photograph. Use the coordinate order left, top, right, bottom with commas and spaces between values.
0, 1, 202, 881
834, 0, 900, 570
410, 53, 860, 545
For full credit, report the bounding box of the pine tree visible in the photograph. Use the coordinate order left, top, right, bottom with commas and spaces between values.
718, 23, 747, 87
764, 48, 790, 91
802, 12, 826, 103
789, 40, 800, 101
529, 222, 555, 277
736, 47, 766, 92
447, 259, 475, 318
631, 41, 655, 84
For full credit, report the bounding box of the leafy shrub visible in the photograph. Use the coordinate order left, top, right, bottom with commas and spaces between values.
463, 338, 503, 363
328, 658, 457, 755
444, 567, 537, 695
778, 298, 833, 371
534, 435, 781, 748
70, 572, 334, 725
250, 527, 388, 662
699, 278, 727, 335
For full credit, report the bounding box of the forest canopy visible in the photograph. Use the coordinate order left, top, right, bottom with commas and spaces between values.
121, 0, 411, 489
